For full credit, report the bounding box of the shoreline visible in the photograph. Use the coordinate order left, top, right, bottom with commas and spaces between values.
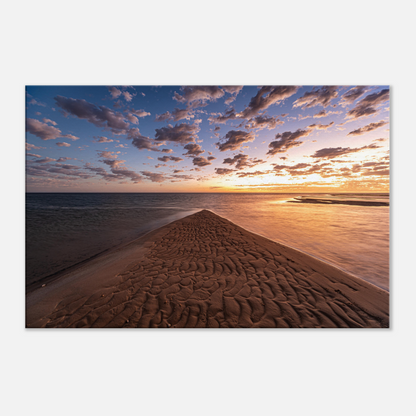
26, 210, 389, 328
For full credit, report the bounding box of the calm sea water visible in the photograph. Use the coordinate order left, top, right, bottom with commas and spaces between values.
26, 193, 389, 290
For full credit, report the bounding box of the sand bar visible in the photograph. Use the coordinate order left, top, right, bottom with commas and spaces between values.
26, 210, 389, 328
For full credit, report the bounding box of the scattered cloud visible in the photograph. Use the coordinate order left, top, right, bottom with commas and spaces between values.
293, 86, 339, 109
223, 154, 264, 170
56, 142, 71, 147
55, 95, 130, 135
347, 120, 388, 136
183, 143, 204, 156
154, 122, 200, 144
216, 130, 256, 152
215, 168, 235, 175
93, 136, 114, 143
311, 144, 381, 159
239, 86, 299, 118
192, 156, 213, 167
157, 155, 184, 163
346, 88, 389, 120
267, 128, 312, 155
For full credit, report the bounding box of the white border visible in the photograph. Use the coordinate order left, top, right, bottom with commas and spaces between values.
2, 2, 415, 415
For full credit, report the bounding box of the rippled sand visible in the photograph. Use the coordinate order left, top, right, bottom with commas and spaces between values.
26, 210, 389, 328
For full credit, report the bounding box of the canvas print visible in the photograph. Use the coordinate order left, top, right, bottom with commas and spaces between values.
25, 86, 389, 328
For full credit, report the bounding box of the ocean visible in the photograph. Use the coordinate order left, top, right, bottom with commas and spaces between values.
26, 193, 389, 290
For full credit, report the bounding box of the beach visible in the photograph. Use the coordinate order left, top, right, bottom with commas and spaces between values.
26, 210, 389, 328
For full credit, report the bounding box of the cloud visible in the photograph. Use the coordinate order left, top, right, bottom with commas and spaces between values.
267, 128, 312, 155
28, 98, 46, 107
215, 168, 235, 175
62, 134, 80, 141
239, 86, 299, 118
155, 107, 195, 122
293, 86, 339, 109
223, 86, 244, 105
340, 86, 369, 105
35, 157, 57, 163
308, 121, 334, 130
208, 108, 240, 124
140, 171, 167, 182
154, 122, 200, 144
347, 120, 388, 136
313, 110, 340, 118
56, 142, 71, 147
57, 157, 72, 162
54, 95, 130, 134
183, 143, 204, 156
244, 115, 284, 130
346, 88, 389, 120
311, 144, 381, 159
122, 91, 135, 102
26, 118, 63, 141
236, 170, 270, 178
173, 169, 184, 173
157, 155, 184, 163
26, 153, 41, 158
216, 130, 256, 152
127, 128, 160, 151
223, 153, 264, 170
26, 143, 44, 151
108, 87, 122, 99
42, 118, 57, 125
93, 136, 114, 143
173, 86, 225, 106
192, 156, 213, 167
97, 151, 119, 159
161, 148, 173, 153
129, 108, 151, 118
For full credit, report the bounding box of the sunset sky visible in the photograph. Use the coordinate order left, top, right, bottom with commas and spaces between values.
26, 85, 389, 192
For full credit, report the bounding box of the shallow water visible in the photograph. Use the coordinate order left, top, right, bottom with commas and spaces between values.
26, 193, 389, 290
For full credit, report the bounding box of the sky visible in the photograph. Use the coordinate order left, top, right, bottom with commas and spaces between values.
25, 85, 389, 193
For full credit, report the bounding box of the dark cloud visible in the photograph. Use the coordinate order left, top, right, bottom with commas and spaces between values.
293, 86, 339, 109
346, 89, 389, 120
155, 107, 195, 122
215, 168, 235, 175
267, 128, 311, 155
192, 156, 213, 167
223, 153, 264, 170
341, 86, 368, 105
222, 86, 244, 105
161, 148, 173, 153
244, 115, 284, 130
93, 136, 113, 143
140, 171, 167, 183
236, 170, 269, 178
347, 120, 388, 136
208, 108, 240, 125
157, 155, 184, 163
154, 123, 200, 144
173, 86, 225, 106
239, 86, 299, 118
308, 121, 334, 130
216, 130, 256, 152
35, 157, 57, 163
311, 144, 381, 159
54, 95, 130, 134
26, 118, 63, 141
127, 128, 160, 151
183, 143, 204, 156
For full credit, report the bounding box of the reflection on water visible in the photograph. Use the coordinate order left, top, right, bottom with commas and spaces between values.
26, 193, 389, 291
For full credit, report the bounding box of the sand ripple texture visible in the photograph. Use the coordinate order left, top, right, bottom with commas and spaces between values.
29, 210, 389, 328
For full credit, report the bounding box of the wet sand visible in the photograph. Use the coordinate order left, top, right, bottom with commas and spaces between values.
26, 210, 389, 328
